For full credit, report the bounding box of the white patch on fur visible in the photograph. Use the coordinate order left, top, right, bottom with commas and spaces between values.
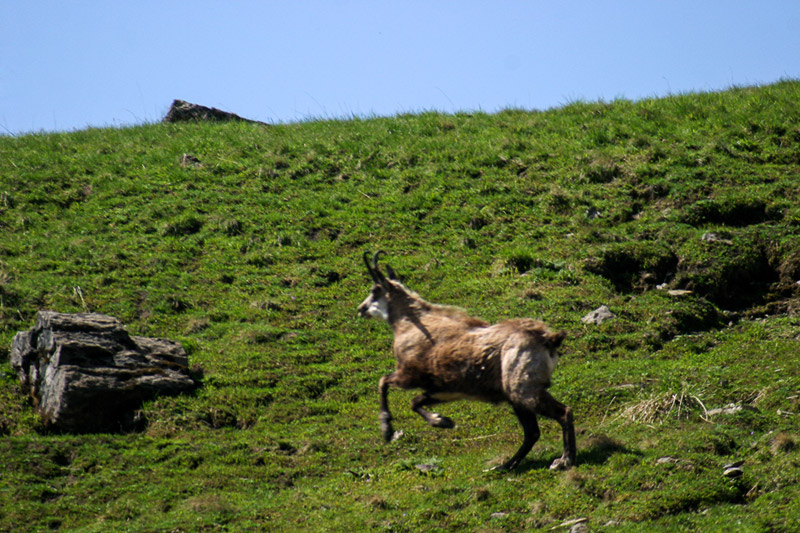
360, 294, 389, 322
501, 343, 555, 398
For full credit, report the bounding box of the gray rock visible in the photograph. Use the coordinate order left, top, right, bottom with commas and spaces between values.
415, 463, 439, 473
10, 311, 197, 432
723, 466, 744, 478
581, 305, 616, 325
163, 99, 268, 125
707, 403, 760, 417
181, 153, 202, 168
559, 518, 589, 531
722, 460, 745, 478
722, 460, 745, 479
701, 232, 733, 245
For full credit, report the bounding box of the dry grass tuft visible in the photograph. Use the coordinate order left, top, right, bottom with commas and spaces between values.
180, 494, 235, 515
615, 389, 708, 425
770, 431, 797, 454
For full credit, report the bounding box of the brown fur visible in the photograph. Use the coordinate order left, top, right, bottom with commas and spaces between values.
358, 254, 577, 471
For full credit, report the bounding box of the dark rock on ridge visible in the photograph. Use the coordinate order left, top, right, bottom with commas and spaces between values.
10, 311, 197, 432
163, 99, 268, 125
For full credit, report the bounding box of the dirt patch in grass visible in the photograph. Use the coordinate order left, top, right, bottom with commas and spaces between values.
585, 241, 678, 292
682, 196, 775, 227
587, 233, 788, 313
674, 234, 777, 309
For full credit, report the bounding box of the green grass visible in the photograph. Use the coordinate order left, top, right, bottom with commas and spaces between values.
2, 81, 800, 531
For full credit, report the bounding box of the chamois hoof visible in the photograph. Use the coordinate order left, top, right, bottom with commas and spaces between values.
549, 457, 573, 471
429, 414, 455, 429
486, 458, 519, 472
380, 421, 403, 443
381, 426, 396, 443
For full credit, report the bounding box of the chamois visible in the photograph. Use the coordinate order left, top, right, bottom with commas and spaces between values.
357, 252, 576, 471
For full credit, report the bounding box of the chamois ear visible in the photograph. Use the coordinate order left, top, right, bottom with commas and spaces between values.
545, 331, 567, 351
385, 264, 398, 281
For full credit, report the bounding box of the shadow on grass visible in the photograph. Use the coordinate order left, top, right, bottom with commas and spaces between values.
576, 434, 641, 465
514, 435, 640, 473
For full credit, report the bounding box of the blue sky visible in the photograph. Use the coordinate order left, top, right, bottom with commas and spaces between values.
2, 2, 800, 135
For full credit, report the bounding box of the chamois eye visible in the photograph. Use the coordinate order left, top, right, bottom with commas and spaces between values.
371, 287, 383, 297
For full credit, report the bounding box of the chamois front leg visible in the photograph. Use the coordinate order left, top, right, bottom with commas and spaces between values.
493, 405, 540, 471
536, 390, 576, 470
411, 392, 455, 429
378, 374, 403, 442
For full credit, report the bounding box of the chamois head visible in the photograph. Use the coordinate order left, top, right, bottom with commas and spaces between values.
357, 251, 405, 322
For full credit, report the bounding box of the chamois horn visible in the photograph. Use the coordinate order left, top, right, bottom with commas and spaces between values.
372, 250, 387, 270
373, 251, 398, 281
363, 251, 383, 283
364, 251, 397, 283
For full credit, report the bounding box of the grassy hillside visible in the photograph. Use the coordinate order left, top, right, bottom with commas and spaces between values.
2, 81, 800, 531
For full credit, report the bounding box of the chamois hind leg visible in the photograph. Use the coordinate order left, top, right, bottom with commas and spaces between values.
494, 405, 540, 471
535, 389, 576, 470
378, 373, 403, 442
411, 392, 455, 429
